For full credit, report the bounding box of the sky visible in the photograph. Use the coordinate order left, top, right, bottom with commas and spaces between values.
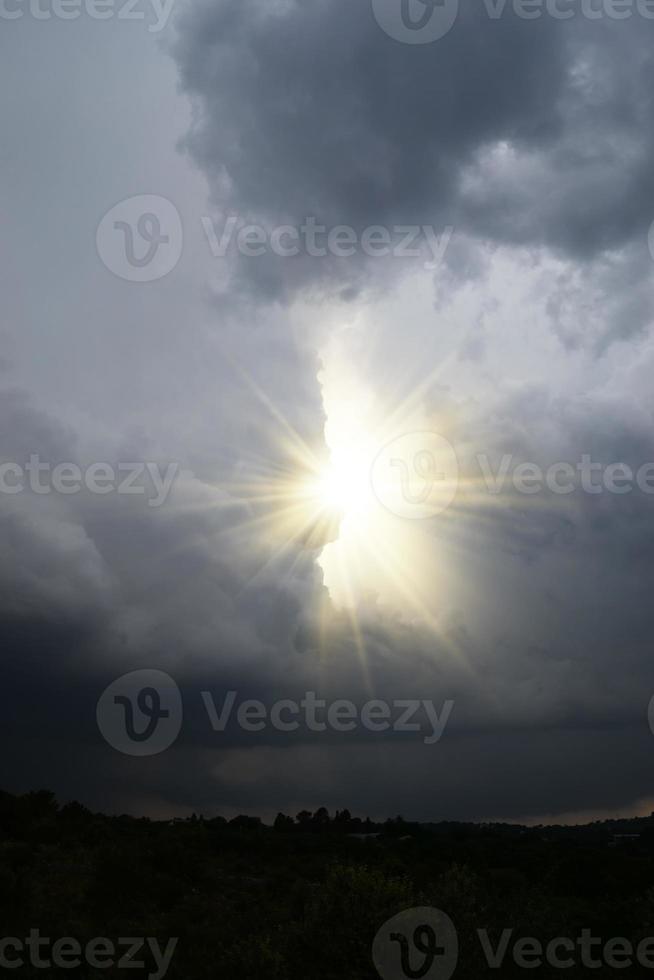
3, 0, 654, 824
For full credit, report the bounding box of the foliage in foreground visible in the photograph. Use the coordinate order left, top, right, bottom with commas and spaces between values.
2, 790, 654, 977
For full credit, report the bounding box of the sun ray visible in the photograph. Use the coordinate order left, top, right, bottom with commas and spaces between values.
195, 334, 552, 673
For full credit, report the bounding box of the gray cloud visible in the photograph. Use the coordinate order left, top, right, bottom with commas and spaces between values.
2, 0, 654, 824
173, 0, 654, 303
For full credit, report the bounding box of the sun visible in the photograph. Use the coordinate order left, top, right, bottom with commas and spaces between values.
219, 335, 462, 626
312, 445, 374, 520
310, 342, 382, 530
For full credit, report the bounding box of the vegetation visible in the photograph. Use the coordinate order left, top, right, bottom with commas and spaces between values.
2, 790, 654, 977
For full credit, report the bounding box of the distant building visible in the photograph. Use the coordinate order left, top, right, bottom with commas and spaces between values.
609, 834, 641, 847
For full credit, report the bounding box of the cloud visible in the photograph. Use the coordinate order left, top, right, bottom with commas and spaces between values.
3, 0, 654, 824
173, 0, 654, 302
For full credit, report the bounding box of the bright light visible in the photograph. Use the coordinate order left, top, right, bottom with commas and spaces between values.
221, 334, 461, 629
313, 339, 444, 617
313, 447, 374, 519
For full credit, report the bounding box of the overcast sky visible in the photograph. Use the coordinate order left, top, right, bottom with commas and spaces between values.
3, 0, 654, 824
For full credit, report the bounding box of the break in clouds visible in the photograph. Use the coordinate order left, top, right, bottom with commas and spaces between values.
2, 0, 654, 823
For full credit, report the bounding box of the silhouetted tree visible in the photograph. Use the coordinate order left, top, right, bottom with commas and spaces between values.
311, 807, 330, 830
274, 813, 295, 831
229, 815, 262, 830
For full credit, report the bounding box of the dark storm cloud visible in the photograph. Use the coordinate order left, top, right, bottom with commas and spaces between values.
4, 0, 654, 827
173, 0, 654, 301
4, 375, 654, 822
174, 0, 564, 223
